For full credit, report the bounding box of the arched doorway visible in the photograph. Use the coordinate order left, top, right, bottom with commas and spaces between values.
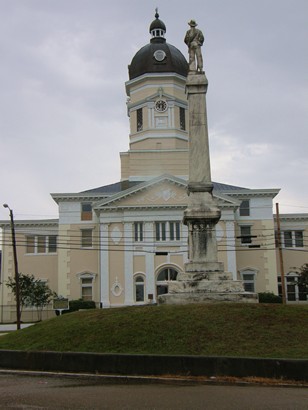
156, 267, 179, 296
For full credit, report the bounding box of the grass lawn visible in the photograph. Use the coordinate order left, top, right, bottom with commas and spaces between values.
0, 303, 307, 358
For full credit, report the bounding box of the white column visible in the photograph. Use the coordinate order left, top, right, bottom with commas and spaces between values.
124, 222, 134, 305
226, 221, 237, 280
148, 102, 155, 128
100, 223, 110, 307
144, 222, 155, 301
148, 105, 153, 128
168, 103, 174, 128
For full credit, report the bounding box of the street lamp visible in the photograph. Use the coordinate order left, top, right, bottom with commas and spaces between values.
3, 204, 21, 330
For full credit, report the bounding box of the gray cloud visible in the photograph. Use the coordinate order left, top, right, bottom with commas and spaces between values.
0, 0, 307, 220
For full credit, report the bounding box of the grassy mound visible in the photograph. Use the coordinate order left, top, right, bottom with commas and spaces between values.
0, 303, 307, 358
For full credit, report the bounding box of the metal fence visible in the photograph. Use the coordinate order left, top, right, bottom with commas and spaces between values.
0, 304, 57, 324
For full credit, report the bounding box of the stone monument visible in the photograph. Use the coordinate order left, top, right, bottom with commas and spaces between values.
159, 20, 257, 304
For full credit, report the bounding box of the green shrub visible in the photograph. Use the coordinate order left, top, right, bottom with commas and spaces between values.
56, 299, 96, 315
68, 299, 96, 312
258, 292, 282, 304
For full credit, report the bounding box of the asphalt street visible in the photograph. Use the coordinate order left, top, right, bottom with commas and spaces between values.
0, 373, 307, 409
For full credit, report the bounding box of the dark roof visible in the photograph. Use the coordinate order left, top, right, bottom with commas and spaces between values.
149, 12, 166, 33
81, 181, 141, 194
81, 180, 248, 195
128, 13, 188, 80
212, 182, 248, 191
128, 41, 188, 80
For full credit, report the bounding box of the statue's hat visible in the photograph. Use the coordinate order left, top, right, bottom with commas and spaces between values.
188, 19, 197, 27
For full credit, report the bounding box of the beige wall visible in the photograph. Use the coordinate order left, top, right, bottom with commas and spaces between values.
121, 150, 189, 179
134, 255, 146, 273
130, 136, 188, 151
279, 250, 307, 274
108, 223, 125, 306
1, 229, 58, 303
235, 220, 278, 293
127, 76, 186, 105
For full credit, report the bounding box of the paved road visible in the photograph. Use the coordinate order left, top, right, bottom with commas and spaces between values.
0, 373, 307, 409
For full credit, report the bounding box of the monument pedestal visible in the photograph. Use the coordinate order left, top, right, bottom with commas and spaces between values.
159, 264, 258, 304
158, 67, 258, 305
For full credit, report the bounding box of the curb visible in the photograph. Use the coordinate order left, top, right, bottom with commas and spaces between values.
0, 369, 307, 388
0, 350, 307, 383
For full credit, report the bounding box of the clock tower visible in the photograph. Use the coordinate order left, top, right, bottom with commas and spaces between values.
120, 11, 189, 182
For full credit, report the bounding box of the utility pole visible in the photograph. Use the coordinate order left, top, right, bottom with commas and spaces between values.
275, 202, 287, 305
3, 204, 21, 329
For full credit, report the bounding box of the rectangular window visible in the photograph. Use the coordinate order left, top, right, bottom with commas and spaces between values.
48, 235, 57, 253
239, 200, 250, 216
37, 235, 46, 253
156, 222, 166, 241
283, 231, 293, 248
26, 235, 57, 254
134, 222, 143, 242
81, 203, 92, 221
282, 230, 304, 248
26, 236, 35, 253
155, 221, 181, 241
169, 222, 180, 241
180, 107, 186, 130
81, 229, 93, 248
278, 276, 307, 301
137, 108, 143, 132
81, 278, 93, 301
242, 273, 255, 292
240, 226, 252, 244
295, 231, 304, 248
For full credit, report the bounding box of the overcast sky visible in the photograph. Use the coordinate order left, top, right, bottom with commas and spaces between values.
0, 0, 307, 221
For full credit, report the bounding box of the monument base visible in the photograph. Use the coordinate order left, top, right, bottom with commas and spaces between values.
158, 266, 258, 305
158, 291, 258, 305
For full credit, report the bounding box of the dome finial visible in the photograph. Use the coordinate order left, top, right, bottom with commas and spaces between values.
149, 8, 166, 40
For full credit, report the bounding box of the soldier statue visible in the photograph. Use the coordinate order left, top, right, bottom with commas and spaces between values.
184, 20, 204, 72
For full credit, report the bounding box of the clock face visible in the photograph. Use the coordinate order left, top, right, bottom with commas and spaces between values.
153, 50, 166, 62
155, 100, 167, 112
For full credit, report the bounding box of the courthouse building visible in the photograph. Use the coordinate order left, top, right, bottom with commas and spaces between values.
1, 13, 307, 321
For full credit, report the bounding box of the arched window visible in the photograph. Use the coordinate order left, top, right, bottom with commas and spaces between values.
135, 275, 145, 302
156, 268, 178, 296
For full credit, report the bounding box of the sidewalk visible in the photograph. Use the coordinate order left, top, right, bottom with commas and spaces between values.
0, 323, 34, 333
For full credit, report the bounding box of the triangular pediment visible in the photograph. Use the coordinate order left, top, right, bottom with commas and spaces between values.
94, 175, 187, 210
94, 175, 241, 211
146, 87, 176, 103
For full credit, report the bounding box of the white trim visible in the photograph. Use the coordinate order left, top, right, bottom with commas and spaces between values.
148, 104, 153, 128
226, 221, 237, 280
133, 272, 146, 304
110, 277, 124, 297
125, 73, 186, 93
239, 267, 259, 293
129, 132, 188, 144
76, 271, 97, 280
124, 222, 134, 305
124, 148, 188, 153
100, 223, 110, 307
0, 219, 58, 229
155, 262, 183, 278
145, 222, 156, 302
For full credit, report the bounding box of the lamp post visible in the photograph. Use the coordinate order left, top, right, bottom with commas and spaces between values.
3, 204, 21, 330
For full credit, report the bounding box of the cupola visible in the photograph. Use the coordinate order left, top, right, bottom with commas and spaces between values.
149, 9, 166, 41
128, 10, 188, 80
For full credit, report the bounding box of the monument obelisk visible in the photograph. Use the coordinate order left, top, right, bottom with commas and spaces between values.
159, 20, 257, 304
